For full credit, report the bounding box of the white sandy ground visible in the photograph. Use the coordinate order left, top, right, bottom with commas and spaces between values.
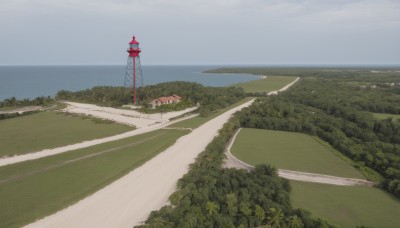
25, 99, 255, 228
223, 128, 375, 187
63, 102, 198, 128
0, 106, 197, 167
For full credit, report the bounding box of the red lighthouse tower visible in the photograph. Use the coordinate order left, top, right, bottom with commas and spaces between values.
124, 35, 142, 104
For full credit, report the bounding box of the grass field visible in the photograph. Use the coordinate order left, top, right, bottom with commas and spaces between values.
170, 97, 254, 129
290, 180, 400, 227
0, 129, 188, 228
372, 112, 400, 121
231, 128, 364, 178
231, 76, 297, 93
0, 111, 133, 157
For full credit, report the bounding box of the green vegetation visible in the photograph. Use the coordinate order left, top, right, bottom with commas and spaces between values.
139, 118, 332, 227
291, 180, 400, 228
232, 128, 364, 178
0, 96, 54, 108
0, 129, 188, 228
56, 82, 246, 117
373, 112, 400, 121
230, 67, 400, 197
231, 76, 297, 93
170, 97, 253, 129
0, 111, 133, 157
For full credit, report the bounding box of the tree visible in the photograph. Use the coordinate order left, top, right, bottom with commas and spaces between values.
287, 215, 304, 228
149, 216, 166, 228
254, 205, 265, 223
268, 208, 285, 228
226, 193, 238, 216
205, 201, 219, 215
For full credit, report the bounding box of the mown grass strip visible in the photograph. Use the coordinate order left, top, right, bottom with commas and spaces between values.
170, 97, 253, 129
231, 128, 364, 178
290, 180, 400, 228
0, 129, 188, 228
231, 76, 297, 93
0, 111, 134, 157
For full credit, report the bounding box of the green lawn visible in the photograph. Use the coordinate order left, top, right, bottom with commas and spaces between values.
170, 97, 254, 129
0, 111, 133, 157
291, 180, 400, 228
231, 76, 297, 93
231, 128, 364, 178
372, 112, 400, 121
0, 129, 188, 228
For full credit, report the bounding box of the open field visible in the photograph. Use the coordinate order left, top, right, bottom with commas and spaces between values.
0, 129, 188, 228
231, 76, 297, 93
290, 180, 400, 227
0, 111, 134, 157
231, 128, 364, 178
170, 97, 254, 129
372, 112, 400, 121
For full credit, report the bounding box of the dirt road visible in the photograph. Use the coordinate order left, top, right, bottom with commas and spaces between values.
26, 99, 255, 228
224, 129, 375, 187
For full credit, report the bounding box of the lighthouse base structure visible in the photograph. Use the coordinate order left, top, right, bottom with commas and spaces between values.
124, 56, 143, 104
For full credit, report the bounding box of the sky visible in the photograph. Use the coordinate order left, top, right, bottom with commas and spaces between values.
0, 0, 399, 65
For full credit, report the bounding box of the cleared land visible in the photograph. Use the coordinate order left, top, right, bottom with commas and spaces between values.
170, 97, 254, 129
0, 129, 188, 228
26, 99, 254, 228
0, 111, 133, 157
291, 180, 400, 228
231, 128, 364, 178
372, 112, 400, 121
231, 76, 297, 93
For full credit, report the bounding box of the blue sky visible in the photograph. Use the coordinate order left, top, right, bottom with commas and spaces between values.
0, 0, 399, 65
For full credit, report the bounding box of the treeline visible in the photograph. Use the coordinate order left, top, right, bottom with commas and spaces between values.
0, 111, 40, 121
56, 82, 246, 117
0, 96, 54, 108
236, 76, 400, 198
138, 118, 332, 227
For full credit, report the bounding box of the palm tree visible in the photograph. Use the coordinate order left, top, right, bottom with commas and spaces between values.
150, 216, 166, 228
239, 203, 252, 216
205, 201, 219, 215
255, 205, 266, 222
287, 215, 304, 228
267, 208, 285, 228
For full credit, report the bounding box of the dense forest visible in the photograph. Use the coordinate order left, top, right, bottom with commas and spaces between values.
227, 68, 400, 198
56, 82, 246, 116
138, 119, 332, 228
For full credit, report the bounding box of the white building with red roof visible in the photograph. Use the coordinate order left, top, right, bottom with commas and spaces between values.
150, 95, 181, 109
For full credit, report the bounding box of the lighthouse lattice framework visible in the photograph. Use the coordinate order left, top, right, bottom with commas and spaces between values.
124, 35, 143, 104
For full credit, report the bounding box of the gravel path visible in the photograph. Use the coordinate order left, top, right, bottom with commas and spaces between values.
223, 129, 375, 187
25, 99, 255, 228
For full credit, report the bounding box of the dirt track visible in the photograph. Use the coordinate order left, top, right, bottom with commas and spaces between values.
224, 128, 375, 187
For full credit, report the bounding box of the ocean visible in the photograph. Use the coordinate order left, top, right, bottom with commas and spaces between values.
0, 65, 258, 101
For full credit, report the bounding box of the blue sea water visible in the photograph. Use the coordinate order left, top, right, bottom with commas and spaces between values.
0, 65, 259, 101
